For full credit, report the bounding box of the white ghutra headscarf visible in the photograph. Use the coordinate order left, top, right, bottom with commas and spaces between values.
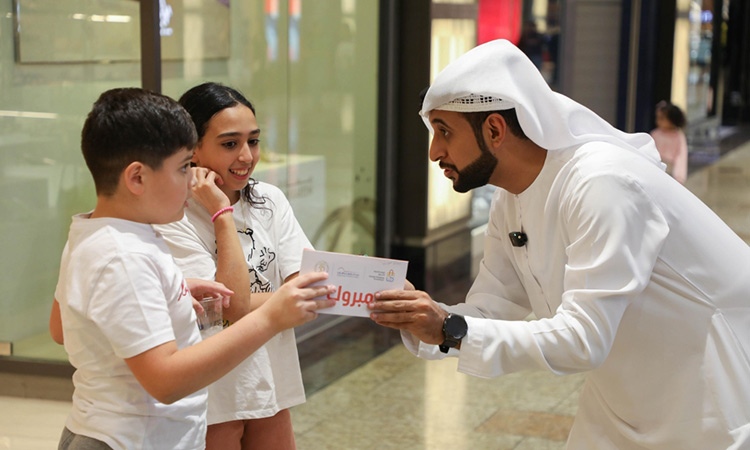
420, 39, 665, 169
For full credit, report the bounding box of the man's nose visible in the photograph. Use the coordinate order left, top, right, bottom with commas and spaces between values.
428, 139, 443, 162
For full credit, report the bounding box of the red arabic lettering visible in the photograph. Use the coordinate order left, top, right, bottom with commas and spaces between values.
327, 286, 375, 306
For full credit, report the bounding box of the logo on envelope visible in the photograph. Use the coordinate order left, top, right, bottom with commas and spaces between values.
336, 267, 360, 279
314, 261, 329, 273
300, 249, 408, 318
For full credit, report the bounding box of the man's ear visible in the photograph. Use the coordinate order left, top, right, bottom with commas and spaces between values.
122, 161, 146, 196
485, 113, 507, 149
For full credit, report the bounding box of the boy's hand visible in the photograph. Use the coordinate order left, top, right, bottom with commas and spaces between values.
186, 278, 234, 313
191, 167, 231, 216
260, 272, 336, 332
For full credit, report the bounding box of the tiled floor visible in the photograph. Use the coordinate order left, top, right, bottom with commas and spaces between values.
2, 138, 749, 449
291, 345, 585, 450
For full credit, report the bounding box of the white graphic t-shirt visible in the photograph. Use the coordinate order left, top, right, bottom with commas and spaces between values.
56, 215, 206, 449
155, 181, 311, 424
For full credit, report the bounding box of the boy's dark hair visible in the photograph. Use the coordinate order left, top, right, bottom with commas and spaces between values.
418, 87, 528, 145
656, 100, 687, 129
179, 82, 267, 209
81, 88, 197, 196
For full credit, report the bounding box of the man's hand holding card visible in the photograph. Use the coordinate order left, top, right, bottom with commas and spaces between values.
299, 249, 409, 317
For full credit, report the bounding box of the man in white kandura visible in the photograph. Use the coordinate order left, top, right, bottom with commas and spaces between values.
370, 39, 750, 449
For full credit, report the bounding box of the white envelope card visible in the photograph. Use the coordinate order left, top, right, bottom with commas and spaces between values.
299, 249, 409, 317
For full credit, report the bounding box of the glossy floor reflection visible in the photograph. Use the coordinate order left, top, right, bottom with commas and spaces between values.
2, 140, 749, 449
292, 345, 585, 450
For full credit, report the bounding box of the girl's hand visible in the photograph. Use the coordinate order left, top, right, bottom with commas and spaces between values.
186, 278, 234, 313
191, 167, 232, 216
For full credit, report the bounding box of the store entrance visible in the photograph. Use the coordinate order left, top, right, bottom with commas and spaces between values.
722, 0, 750, 126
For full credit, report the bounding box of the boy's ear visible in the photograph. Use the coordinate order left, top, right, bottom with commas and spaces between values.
122, 161, 147, 196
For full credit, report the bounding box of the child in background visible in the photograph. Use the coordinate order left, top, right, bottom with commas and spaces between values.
650, 100, 688, 184
50, 88, 334, 450
154, 82, 314, 450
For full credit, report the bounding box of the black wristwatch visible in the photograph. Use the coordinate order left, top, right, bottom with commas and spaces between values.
439, 313, 467, 353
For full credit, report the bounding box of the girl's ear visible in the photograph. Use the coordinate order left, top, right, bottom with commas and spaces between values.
122, 161, 146, 196
191, 144, 202, 166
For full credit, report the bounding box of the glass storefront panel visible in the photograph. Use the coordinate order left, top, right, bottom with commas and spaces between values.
162, 0, 379, 256
432, 1, 562, 228
427, 18, 476, 232
518, 0, 562, 90
0, 1, 142, 362
673, 0, 715, 122
2, 0, 380, 363
686, 0, 714, 121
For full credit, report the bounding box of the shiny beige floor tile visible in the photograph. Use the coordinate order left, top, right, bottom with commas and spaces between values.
292, 345, 584, 449
685, 141, 750, 244
477, 409, 575, 441
366, 353, 585, 414
296, 417, 524, 450
0, 396, 69, 449
513, 436, 568, 450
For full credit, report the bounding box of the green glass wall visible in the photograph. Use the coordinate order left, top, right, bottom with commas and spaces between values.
0, 0, 379, 363
162, 0, 380, 257
0, 0, 142, 361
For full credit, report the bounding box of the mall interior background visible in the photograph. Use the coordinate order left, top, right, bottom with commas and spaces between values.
1, 0, 749, 399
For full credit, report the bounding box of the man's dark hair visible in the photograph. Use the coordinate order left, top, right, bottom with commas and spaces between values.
418, 87, 528, 145
462, 109, 528, 146
81, 88, 197, 196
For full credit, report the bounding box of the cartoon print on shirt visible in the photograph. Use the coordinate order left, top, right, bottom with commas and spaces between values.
256, 247, 276, 273
238, 227, 256, 258
249, 267, 272, 293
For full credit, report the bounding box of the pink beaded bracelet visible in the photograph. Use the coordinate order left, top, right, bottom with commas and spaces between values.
211, 206, 234, 223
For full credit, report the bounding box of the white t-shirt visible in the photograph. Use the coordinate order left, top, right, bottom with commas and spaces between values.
403, 143, 750, 449
55, 214, 206, 450
155, 181, 311, 424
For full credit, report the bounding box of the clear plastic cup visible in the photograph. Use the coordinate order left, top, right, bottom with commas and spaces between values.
196, 296, 223, 339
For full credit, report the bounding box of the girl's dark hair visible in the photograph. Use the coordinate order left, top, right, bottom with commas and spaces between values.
179, 82, 268, 209
656, 100, 687, 129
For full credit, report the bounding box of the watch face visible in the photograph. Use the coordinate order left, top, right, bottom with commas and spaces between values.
445, 314, 467, 339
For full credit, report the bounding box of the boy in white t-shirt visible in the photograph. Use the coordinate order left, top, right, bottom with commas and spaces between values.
48, 88, 335, 450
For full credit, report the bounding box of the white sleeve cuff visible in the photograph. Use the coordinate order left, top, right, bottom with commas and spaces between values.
399, 330, 452, 360
456, 315, 494, 378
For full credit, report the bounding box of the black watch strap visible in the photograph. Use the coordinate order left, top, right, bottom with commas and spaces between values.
438, 342, 456, 353
439, 313, 467, 353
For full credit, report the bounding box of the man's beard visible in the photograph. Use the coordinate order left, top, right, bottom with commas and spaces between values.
440, 139, 498, 193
